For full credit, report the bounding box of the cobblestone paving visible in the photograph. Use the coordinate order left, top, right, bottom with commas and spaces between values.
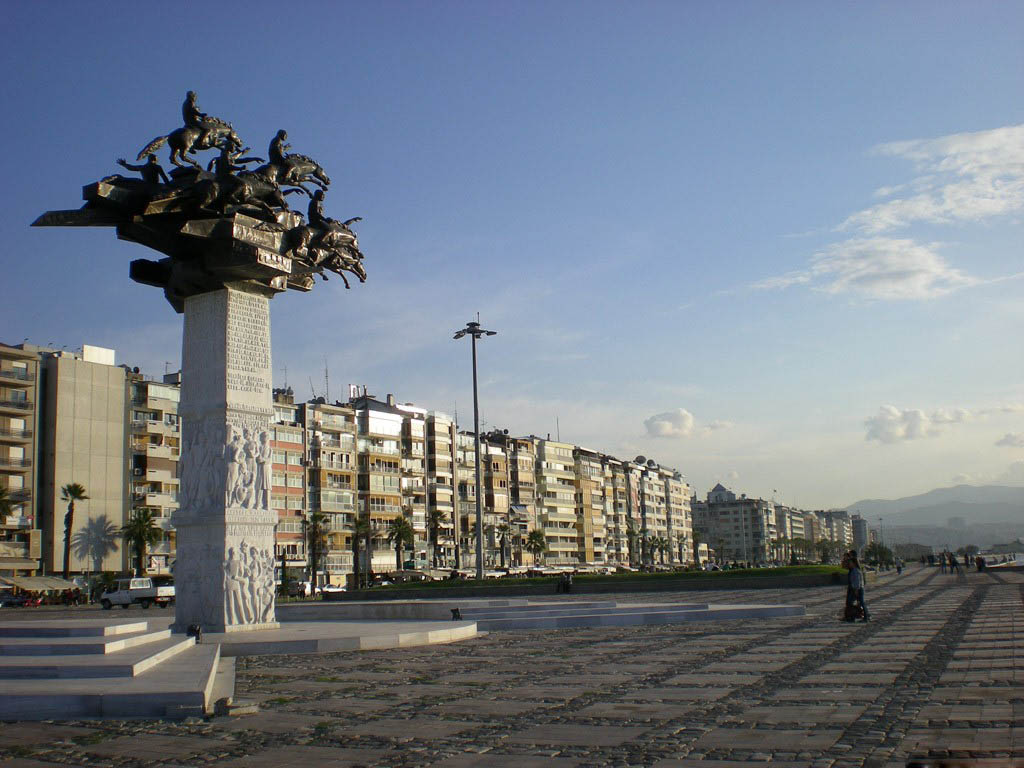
1, 565, 1021, 767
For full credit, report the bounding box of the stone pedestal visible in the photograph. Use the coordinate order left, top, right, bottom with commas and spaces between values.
172, 287, 279, 633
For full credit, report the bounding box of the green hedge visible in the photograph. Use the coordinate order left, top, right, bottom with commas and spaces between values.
374, 565, 844, 591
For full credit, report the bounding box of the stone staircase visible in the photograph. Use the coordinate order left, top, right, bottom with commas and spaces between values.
453, 599, 805, 630
0, 619, 223, 720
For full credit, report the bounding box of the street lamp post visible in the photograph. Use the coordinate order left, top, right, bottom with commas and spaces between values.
454, 320, 497, 580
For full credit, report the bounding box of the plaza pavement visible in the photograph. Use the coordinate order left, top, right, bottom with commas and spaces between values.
0, 564, 1020, 767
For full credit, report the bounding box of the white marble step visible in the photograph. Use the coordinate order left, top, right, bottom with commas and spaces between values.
0, 620, 150, 638
0, 635, 195, 679
0, 642, 221, 720
0, 628, 172, 656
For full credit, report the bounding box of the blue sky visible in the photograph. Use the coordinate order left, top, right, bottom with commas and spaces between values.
3, 2, 1023, 509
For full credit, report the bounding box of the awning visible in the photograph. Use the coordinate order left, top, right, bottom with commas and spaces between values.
0, 576, 78, 591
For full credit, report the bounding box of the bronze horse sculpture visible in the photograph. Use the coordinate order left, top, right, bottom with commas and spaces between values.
137, 117, 244, 169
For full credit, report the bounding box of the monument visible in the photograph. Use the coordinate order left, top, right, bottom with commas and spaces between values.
33, 92, 367, 632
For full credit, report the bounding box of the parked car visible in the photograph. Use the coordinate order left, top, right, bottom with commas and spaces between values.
100, 577, 175, 610
0, 590, 28, 607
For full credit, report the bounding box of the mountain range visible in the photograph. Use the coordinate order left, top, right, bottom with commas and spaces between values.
844, 485, 1024, 549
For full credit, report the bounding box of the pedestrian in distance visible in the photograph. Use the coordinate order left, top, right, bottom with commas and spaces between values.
842, 551, 870, 622
939, 552, 947, 574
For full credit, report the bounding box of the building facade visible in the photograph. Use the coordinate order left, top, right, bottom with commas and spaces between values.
0, 344, 42, 575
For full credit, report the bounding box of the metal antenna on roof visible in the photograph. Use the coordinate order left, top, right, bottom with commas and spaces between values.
557, 417, 560, 442
324, 358, 329, 402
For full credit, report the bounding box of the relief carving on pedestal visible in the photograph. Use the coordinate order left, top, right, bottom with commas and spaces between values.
224, 425, 271, 510
224, 542, 275, 626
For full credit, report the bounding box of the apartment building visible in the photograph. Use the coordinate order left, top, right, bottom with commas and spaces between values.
692, 484, 777, 565
271, 388, 310, 578
851, 513, 869, 554
426, 411, 457, 564
304, 396, 356, 583
36, 345, 129, 575
128, 373, 180, 574
534, 438, 578, 565
0, 344, 41, 575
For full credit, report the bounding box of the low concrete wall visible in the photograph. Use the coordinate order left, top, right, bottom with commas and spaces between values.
324, 572, 846, 602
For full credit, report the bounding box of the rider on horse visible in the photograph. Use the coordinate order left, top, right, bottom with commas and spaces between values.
183, 91, 213, 150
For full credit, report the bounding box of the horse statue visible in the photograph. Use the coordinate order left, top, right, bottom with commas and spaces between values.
137, 116, 244, 169
255, 154, 331, 192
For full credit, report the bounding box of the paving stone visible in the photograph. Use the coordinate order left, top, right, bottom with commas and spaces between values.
507, 723, 648, 746
695, 727, 843, 750
0, 723, 97, 747
431, 755, 581, 767
217, 745, 389, 767
344, 717, 480, 740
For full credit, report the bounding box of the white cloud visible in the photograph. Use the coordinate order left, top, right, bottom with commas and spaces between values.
755, 238, 981, 300
644, 408, 694, 438
865, 406, 935, 443
932, 408, 972, 425
754, 124, 1024, 302
704, 420, 734, 432
864, 405, 977, 443
840, 124, 1024, 233
995, 433, 1024, 448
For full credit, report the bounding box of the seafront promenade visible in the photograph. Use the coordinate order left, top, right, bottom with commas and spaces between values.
1, 565, 1020, 767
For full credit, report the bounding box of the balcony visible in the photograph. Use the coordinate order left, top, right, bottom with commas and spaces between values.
0, 399, 32, 412
317, 500, 355, 513
0, 368, 34, 384
366, 505, 402, 516
324, 553, 353, 572
0, 427, 31, 440
149, 542, 174, 555
144, 492, 179, 507
3, 516, 31, 528
146, 444, 178, 460
0, 456, 31, 469
363, 465, 400, 475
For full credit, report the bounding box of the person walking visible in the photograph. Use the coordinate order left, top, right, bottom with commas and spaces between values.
948, 551, 962, 576
939, 552, 947, 574
845, 552, 870, 622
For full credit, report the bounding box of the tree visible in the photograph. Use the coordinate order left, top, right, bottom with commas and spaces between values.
815, 538, 841, 564
387, 516, 415, 571
863, 541, 894, 566
120, 510, 161, 577
60, 483, 89, 580
306, 511, 328, 588
625, 519, 639, 566
351, 515, 372, 589
426, 508, 447, 568
650, 536, 669, 565
525, 529, 547, 566
692, 529, 703, 568
676, 532, 688, 565
0, 486, 12, 516
496, 523, 512, 569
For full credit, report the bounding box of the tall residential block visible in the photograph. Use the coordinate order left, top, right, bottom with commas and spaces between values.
0, 344, 42, 575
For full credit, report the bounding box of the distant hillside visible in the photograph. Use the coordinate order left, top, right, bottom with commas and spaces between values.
846, 485, 1024, 526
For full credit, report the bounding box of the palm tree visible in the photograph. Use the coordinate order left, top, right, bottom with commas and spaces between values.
525, 529, 547, 566
306, 511, 328, 588
692, 529, 703, 568
351, 514, 372, 589
387, 516, 415, 571
625, 519, 639, 566
60, 483, 89, 580
426, 508, 447, 568
120, 510, 162, 577
496, 523, 512, 569
652, 536, 669, 565
0, 486, 12, 516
